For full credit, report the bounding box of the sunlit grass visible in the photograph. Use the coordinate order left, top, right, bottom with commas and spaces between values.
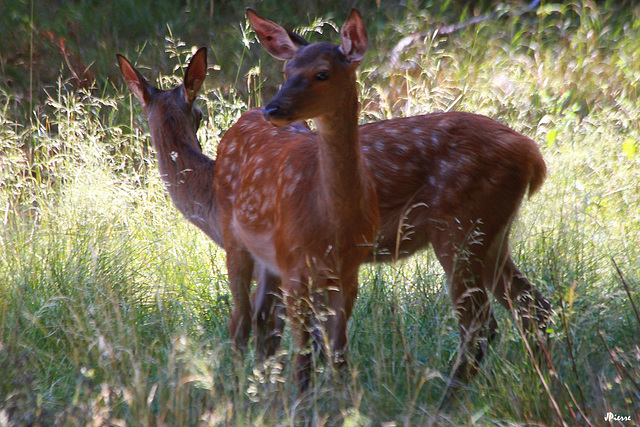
1, 1, 639, 425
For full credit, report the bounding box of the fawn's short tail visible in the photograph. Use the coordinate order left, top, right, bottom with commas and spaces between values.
528, 146, 547, 198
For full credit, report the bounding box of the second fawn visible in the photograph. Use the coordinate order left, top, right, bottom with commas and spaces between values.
117, 48, 289, 358
248, 8, 551, 404
215, 9, 379, 389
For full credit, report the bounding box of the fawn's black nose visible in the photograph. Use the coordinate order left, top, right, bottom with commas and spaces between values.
263, 104, 281, 120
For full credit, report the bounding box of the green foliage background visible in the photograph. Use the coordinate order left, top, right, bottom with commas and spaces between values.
1, 0, 639, 425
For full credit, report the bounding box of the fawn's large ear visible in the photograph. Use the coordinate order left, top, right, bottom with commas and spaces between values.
184, 47, 207, 103
339, 9, 368, 63
117, 54, 154, 108
246, 8, 308, 61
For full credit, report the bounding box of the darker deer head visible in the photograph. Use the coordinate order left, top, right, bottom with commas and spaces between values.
116, 47, 207, 143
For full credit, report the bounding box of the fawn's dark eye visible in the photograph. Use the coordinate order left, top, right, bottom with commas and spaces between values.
315, 71, 329, 81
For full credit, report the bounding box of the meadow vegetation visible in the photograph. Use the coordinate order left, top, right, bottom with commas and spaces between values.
1, 0, 639, 425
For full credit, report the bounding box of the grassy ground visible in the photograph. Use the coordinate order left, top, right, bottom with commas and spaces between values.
1, 0, 639, 425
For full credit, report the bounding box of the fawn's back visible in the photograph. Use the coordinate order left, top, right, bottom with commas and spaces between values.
358, 111, 545, 261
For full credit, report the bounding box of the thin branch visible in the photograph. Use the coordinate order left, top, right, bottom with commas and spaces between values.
611, 258, 640, 329
558, 296, 589, 419
390, 0, 542, 65
598, 331, 640, 397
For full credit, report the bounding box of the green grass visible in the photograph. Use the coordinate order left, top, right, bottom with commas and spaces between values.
1, 1, 640, 425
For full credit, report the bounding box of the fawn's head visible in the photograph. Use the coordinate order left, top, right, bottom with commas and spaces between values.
116, 48, 207, 142
248, 9, 368, 127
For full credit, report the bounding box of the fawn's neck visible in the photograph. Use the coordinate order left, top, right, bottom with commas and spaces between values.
314, 90, 370, 228
148, 114, 222, 245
